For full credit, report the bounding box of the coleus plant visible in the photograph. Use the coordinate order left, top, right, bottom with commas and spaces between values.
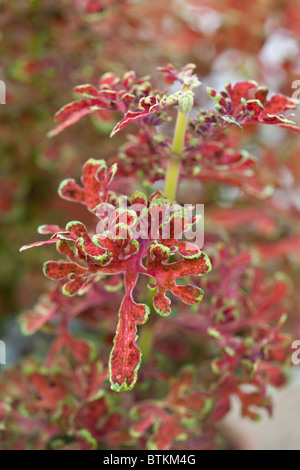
21, 64, 300, 391
21, 159, 211, 392
3, 0, 300, 317
14, 63, 299, 448
2, 239, 290, 450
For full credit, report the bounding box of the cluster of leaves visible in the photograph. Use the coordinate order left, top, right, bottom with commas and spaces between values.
2, 0, 300, 311
0, 240, 291, 449
21, 157, 211, 391
46, 64, 300, 203
1, 62, 296, 450
2, 0, 300, 452
0, 354, 222, 450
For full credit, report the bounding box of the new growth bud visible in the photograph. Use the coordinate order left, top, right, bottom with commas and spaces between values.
178, 90, 194, 116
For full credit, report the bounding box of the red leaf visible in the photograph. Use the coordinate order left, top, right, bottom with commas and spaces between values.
110, 95, 174, 137
63, 333, 93, 362
258, 233, 300, 261
49, 70, 154, 136
131, 403, 183, 450
48, 99, 105, 137
146, 243, 211, 316
19, 292, 59, 335
109, 271, 150, 392
158, 63, 198, 86
63, 276, 90, 297
20, 238, 59, 252
58, 179, 85, 204
208, 207, 277, 236
262, 94, 298, 115
226, 81, 257, 108
58, 159, 116, 210
29, 372, 68, 407
74, 84, 100, 98
43, 261, 87, 280
38, 224, 64, 235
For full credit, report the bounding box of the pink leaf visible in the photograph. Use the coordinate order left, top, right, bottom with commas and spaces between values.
20, 238, 59, 252
109, 271, 150, 391
110, 95, 175, 137
146, 243, 211, 316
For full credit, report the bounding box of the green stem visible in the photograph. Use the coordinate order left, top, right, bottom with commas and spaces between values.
140, 87, 191, 361
139, 318, 154, 361
164, 89, 190, 201
139, 283, 157, 361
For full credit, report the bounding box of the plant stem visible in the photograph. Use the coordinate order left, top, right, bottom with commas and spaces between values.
164, 87, 190, 201
139, 280, 157, 362
140, 87, 191, 361
139, 316, 155, 361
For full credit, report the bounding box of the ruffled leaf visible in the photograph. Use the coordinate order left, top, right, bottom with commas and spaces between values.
109, 271, 150, 392
146, 243, 211, 316
48, 70, 152, 136
20, 238, 60, 252
158, 63, 201, 89
48, 99, 105, 137
58, 159, 116, 210
110, 95, 176, 137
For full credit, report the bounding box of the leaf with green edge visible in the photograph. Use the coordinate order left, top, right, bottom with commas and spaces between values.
43, 261, 87, 280
110, 95, 176, 137
158, 63, 200, 89
21, 158, 213, 393
74, 84, 100, 98
131, 403, 184, 450
28, 371, 69, 407
19, 292, 59, 336
211, 81, 300, 133
146, 243, 211, 316
157, 211, 203, 259
62, 276, 91, 297
58, 159, 115, 210
20, 238, 60, 252
56, 239, 78, 263
48, 99, 105, 137
75, 429, 98, 450
221, 115, 243, 131
263, 94, 299, 114
109, 270, 150, 392
38, 224, 64, 235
